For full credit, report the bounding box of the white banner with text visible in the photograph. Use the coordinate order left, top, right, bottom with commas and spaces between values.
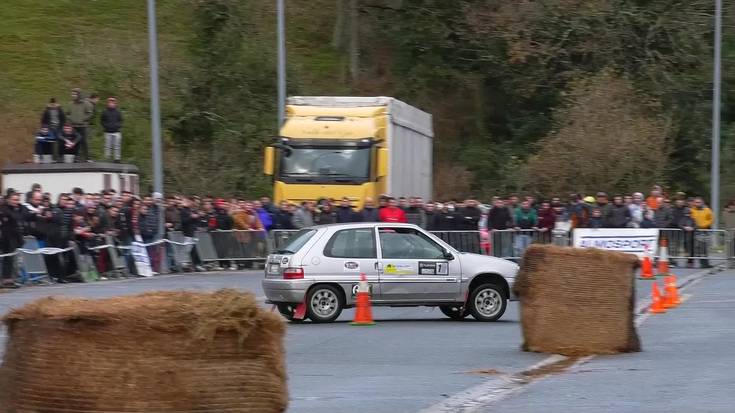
572, 228, 658, 257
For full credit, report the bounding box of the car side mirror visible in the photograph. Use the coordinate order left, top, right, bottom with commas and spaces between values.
443, 251, 455, 261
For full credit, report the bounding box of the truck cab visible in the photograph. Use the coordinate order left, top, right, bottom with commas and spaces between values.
264, 97, 433, 208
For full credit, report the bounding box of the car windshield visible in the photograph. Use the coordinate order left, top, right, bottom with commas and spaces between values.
279, 146, 370, 182
276, 229, 317, 254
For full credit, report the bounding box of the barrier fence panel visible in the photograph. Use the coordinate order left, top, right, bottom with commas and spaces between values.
491, 229, 559, 260
194, 230, 269, 263
430, 231, 483, 254
194, 231, 219, 262
658, 228, 730, 266
270, 230, 299, 251
104, 235, 129, 277
168, 231, 192, 269
18, 236, 49, 284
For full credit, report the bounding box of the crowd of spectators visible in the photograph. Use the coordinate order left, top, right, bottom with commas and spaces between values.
0, 183, 727, 288
34, 88, 123, 164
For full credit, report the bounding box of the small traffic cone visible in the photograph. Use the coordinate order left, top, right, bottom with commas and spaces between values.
639, 247, 655, 280
656, 238, 671, 277
663, 275, 681, 308
351, 273, 375, 326
649, 282, 667, 314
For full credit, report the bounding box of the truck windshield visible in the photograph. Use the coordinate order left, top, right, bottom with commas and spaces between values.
279, 146, 370, 183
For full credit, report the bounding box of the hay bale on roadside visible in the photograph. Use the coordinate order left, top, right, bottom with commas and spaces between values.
513, 244, 640, 356
0, 290, 287, 413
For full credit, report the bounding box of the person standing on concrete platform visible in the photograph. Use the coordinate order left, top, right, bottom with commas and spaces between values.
67, 89, 94, 162
100, 97, 123, 162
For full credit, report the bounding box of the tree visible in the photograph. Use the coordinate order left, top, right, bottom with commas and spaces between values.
521, 71, 669, 196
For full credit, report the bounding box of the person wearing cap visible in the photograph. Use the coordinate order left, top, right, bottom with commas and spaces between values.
101, 97, 123, 162
67, 88, 94, 162
567, 194, 591, 228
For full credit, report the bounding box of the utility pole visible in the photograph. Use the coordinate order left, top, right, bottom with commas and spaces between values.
277, 0, 286, 127
711, 0, 722, 228
147, 0, 167, 272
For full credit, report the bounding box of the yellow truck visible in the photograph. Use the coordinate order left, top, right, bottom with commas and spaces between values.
264, 97, 434, 208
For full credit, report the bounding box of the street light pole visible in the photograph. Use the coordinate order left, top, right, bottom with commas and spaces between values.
711, 0, 722, 228
147, 0, 167, 272
277, 0, 286, 127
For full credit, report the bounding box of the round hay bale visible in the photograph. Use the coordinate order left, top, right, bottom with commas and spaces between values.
0, 290, 288, 413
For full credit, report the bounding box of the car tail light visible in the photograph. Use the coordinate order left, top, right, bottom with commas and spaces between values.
283, 267, 304, 279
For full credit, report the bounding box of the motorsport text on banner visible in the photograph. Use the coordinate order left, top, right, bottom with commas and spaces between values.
572, 228, 659, 258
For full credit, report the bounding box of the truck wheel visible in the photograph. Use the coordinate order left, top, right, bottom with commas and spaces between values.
306, 285, 344, 323
468, 283, 507, 322
276, 303, 303, 323
439, 305, 468, 320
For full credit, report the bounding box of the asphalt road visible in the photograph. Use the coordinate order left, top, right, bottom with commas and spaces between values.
0, 267, 726, 413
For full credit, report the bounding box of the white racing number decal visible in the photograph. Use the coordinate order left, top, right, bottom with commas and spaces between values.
419, 261, 449, 276
351, 283, 373, 297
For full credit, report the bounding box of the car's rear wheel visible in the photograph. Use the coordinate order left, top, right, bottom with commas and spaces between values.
306, 285, 344, 323
468, 283, 507, 322
439, 305, 468, 320
276, 303, 303, 323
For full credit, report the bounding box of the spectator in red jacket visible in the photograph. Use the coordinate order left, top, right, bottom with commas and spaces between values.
379, 197, 407, 223
537, 200, 556, 242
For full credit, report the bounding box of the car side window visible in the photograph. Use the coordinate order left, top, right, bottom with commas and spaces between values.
324, 228, 377, 258
379, 228, 446, 260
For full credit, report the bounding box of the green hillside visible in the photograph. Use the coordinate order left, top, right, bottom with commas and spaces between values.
2, 1, 735, 200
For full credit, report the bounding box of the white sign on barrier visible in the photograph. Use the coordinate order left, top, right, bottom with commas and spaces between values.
131, 241, 154, 277
572, 228, 659, 257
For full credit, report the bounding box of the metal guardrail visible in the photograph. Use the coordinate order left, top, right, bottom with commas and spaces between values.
6, 228, 732, 285
658, 229, 730, 265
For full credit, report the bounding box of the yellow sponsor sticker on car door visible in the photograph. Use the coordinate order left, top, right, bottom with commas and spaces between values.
384, 263, 414, 275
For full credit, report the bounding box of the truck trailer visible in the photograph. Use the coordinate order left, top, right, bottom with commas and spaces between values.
264, 96, 433, 208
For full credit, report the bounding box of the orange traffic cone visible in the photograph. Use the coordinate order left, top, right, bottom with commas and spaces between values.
663, 275, 681, 308
639, 247, 655, 280
650, 282, 667, 314
656, 238, 671, 277
351, 273, 375, 326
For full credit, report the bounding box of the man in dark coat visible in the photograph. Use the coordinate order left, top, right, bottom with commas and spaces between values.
360, 198, 380, 222
0, 192, 25, 288
336, 197, 358, 223
100, 97, 124, 162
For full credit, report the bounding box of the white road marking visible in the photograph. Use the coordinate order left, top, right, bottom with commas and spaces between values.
420, 268, 713, 413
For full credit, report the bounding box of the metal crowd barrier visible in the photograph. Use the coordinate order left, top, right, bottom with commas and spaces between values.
490, 229, 557, 260
658, 228, 730, 266
431, 231, 483, 254
195, 230, 269, 263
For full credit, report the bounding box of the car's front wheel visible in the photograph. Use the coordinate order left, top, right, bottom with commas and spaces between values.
305, 285, 344, 323
439, 305, 468, 320
468, 283, 507, 322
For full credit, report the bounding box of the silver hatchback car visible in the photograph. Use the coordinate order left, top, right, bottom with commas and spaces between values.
262, 223, 518, 323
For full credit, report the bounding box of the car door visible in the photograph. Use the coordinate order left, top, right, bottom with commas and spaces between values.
376, 226, 461, 302
316, 227, 381, 303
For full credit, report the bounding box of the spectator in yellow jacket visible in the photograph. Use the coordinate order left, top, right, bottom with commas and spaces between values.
690, 197, 713, 229
689, 197, 712, 268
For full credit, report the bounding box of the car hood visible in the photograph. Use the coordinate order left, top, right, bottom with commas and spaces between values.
457, 253, 519, 279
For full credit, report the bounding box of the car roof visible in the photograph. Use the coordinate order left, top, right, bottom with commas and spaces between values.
308, 222, 420, 230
